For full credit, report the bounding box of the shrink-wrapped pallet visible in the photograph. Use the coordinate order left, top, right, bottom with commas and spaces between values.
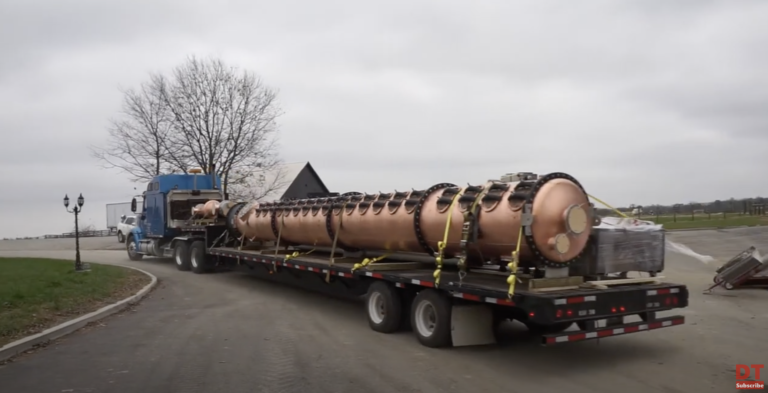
570, 217, 665, 276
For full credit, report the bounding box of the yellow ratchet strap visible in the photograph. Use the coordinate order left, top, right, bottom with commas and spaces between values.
237, 235, 245, 265
507, 225, 523, 298
587, 193, 628, 218
434, 192, 462, 288
458, 187, 488, 271
352, 253, 391, 272
285, 248, 315, 262
327, 202, 347, 283
274, 214, 285, 255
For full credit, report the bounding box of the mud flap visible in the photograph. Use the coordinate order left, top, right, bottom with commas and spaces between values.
450, 304, 496, 347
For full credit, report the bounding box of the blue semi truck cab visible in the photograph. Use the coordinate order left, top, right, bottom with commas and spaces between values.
126, 168, 225, 270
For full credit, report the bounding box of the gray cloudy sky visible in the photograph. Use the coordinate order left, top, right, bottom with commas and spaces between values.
1, 0, 766, 238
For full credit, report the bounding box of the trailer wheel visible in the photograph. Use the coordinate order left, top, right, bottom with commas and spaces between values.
410, 289, 453, 348
189, 241, 209, 274
724, 282, 735, 290
174, 242, 191, 271
126, 235, 143, 261
366, 281, 403, 333
524, 321, 572, 335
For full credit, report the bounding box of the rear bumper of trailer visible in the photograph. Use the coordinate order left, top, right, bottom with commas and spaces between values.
542, 315, 685, 345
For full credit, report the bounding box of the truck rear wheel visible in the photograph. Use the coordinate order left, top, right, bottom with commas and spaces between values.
410, 289, 453, 348
126, 235, 143, 261
189, 241, 209, 274
174, 242, 191, 271
366, 281, 403, 333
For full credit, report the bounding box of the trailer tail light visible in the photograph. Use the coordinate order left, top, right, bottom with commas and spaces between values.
647, 288, 681, 308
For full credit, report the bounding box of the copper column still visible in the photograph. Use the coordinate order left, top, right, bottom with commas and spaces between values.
213, 172, 594, 268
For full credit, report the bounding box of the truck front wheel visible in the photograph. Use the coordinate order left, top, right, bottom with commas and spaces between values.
189, 241, 209, 274
126, 235, 143, 261
174, 242, 191, 271
410, 289, 453, 348
366, 281, 403, 333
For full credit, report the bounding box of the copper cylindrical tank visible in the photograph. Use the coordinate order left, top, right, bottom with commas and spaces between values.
191, 200, 221, 219
215, 172, 594, 268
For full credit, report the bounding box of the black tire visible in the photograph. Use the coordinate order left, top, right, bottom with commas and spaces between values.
189, 241, 209, 274
126, 235, 143, 261
525, 321, 573, 335
365, 281, 403, 333
117, 231, 125, 243
174, 241, 191, 271
410, 289, 453, 348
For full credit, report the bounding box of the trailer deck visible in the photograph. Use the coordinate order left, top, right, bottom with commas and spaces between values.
210, 246, 685, 298
208, 246, 687, 345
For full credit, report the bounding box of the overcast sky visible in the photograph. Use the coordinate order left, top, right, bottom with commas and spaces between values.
1, 0, 766, 238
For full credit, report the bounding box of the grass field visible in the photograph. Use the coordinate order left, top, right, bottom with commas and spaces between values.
0, 258, 150, 347
632, 214, 768, 230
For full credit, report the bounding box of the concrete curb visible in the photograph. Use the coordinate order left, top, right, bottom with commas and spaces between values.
0, 264, 158, 362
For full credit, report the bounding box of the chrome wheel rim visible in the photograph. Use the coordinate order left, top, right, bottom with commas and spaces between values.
368, 292, 386, 324
415, 300, 437, 337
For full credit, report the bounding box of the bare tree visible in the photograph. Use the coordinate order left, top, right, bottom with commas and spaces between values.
155, 56, 284, 198
90, 80, 188, 182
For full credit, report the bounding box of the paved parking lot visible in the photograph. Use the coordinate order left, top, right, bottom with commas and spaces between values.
0, 228, 766, 393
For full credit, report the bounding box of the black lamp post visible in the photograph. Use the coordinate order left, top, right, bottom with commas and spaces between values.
64, 193, 85, 271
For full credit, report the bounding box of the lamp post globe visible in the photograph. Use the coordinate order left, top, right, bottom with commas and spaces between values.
63, 194, 70, 208
77, 193, 84, 208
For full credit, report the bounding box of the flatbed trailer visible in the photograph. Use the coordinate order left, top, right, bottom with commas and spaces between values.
169, 224, 688, 348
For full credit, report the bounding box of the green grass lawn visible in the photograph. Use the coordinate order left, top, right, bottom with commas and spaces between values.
633, 214, 767, 230
0, 258, 150, 347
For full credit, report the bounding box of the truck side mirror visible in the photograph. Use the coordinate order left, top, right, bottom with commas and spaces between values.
131, 198, 137, 212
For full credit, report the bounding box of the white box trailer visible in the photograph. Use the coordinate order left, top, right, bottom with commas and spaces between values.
106, 202, 133, 230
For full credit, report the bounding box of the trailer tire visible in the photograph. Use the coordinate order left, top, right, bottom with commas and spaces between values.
126, 235, 143, 261
524, 321, 572, 335
366, 281, 403, 333
189, 241, 209, 274
174, 242, 191, 271
410, 289, 453, 348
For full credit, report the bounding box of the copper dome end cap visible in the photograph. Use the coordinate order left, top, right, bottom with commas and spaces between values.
530, 178, 592, 262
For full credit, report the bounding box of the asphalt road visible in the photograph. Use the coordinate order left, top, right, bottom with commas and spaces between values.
1, 229, 767, 393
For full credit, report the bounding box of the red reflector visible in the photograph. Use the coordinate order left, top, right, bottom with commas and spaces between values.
566, 310, 573, 316
672, 297, 678, 305
665, 298, 671, 306
529, 312, 535, 317
611, 307, 617, 313
620, 306, 625, 312
556, 310, 563, 318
